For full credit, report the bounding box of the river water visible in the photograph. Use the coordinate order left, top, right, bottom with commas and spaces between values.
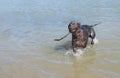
0, 0, 120, 78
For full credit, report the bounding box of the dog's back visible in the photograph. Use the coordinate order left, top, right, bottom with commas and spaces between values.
81, 25, 92, 36
81, 24, 96, 45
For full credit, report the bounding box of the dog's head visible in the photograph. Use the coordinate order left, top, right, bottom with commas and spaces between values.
68, 21, 81, 33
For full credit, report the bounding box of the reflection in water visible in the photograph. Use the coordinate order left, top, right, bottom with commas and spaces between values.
54, 41, 72, 51
73, 48, 96, 78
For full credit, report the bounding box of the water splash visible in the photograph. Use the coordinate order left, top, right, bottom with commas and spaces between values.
65, 49, 84, 56
93, 37, 99, 44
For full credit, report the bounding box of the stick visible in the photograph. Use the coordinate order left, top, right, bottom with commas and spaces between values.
54, 32, 70, 41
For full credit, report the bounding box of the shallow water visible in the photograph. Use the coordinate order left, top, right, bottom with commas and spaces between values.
0, 0, 120, 78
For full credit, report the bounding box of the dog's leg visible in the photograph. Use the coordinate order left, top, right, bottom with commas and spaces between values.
82, 38, 88, 48
91, 39, 94, 45
72, 38, 77, 53
90, 28, 96, 45
73, 47, 77, 53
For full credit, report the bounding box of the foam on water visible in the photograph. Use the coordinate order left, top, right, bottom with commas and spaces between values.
65, 49, 84, 56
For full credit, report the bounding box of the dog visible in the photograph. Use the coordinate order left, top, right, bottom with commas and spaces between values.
54, 21, 101, 53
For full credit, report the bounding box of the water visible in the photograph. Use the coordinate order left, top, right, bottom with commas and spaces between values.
0, 0, 120, 78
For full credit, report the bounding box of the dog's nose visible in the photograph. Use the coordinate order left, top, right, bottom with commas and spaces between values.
69, 29, 76, 33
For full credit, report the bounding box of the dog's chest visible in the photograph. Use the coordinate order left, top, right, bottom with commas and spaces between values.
74, 37, 83, 47
76, 29, 83, 39
75, 29, 83, 46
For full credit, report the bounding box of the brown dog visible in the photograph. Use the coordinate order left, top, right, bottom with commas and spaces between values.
54, 21, 100, 53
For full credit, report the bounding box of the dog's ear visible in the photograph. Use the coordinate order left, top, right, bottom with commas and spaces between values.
77, 22, 81, 27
